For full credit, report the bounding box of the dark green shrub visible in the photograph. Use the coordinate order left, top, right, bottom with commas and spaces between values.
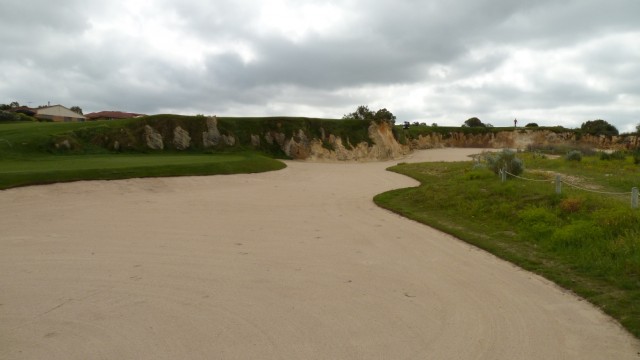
566, 150, 582, 161
462, 117, 485, 127
0, 111, 18, 122
597, 150, 626, 161
581, 119, 619, 136
610, 150, 626, 160
486, 149, 524, 176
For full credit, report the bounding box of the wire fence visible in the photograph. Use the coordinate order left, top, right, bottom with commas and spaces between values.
501, 169, 639, 209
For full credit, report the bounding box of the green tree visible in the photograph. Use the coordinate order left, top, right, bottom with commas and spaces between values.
374, 108, 396, 124
342, 105, 374, 121
462, 117, 485, 127
581, 119, 618, 136
70, 106, 83, 115
343, 105, 397, 125
636, 123, 640, 134
0, 102, 20, 110
525, 123, 539, 128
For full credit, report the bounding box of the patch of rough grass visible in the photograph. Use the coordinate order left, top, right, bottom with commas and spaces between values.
375, 158, 640, 339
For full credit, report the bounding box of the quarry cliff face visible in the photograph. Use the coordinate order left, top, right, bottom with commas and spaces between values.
135, 116, 410, 161
249, 118, 410, 161
409, 129, 640, 151
90, 117, 638, 162
297, 121, 409, 161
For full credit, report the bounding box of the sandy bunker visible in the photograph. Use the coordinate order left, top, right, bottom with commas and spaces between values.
1, 148, 639, 359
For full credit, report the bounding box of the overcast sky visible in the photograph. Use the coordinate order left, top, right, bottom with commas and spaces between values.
1, 0, 639, 130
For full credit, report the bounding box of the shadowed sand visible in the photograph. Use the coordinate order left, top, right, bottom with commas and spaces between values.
1, 148, 638, 359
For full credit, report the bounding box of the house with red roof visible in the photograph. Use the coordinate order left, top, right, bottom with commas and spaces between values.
85, 111, 145, 121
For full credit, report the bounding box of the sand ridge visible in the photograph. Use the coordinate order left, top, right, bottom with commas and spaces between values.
1, 148, 638, 359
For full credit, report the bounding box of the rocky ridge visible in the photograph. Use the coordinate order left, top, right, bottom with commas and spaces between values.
139, 116, 411, 161
66, 116, 638, 160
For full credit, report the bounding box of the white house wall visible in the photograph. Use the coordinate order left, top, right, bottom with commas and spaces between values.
36, 105, 86, 121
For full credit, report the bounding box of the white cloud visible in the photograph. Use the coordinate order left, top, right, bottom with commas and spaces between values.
253, 0, 350, 43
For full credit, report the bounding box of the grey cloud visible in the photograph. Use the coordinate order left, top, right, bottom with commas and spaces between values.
0, 0, 638, 128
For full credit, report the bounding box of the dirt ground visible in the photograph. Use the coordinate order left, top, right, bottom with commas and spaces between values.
1, 148, 638, 359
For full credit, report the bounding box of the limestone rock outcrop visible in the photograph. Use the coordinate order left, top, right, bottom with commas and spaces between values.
144, 125, 164, 150
294, 121, 410, 161
173, 126, 191, 150
202, 116, 222, 148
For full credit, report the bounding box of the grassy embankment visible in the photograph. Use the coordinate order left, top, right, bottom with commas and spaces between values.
0, 115, 377, 189
375, 152, 640, 338
0, 119, 288, 190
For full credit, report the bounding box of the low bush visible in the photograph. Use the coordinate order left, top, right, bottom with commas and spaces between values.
633, 150, 640, 165
0, 111, 18, 122
611, 150, 627, 160
566, 150, 582, 161
485, 149, 524, 176
527, 143, 596, 156
600, 150, 627, 161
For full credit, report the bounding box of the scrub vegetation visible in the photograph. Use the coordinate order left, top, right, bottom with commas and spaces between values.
375, 151, 640, 338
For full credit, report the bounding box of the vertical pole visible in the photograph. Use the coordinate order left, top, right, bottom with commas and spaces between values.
555, 175, 562, 194
632, 187, 638, 209
501, 169, 506, 182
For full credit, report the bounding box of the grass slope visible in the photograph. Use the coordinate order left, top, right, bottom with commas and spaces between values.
0, 115, 379, 189
0, 120, 287, 190
374, 152, 640, 338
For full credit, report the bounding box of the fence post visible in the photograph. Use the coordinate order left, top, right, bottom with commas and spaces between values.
501, 168, 507, 182
555, 175, 562, 194
632, 187, 639, 209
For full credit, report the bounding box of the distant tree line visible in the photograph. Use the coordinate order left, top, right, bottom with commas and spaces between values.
456, 116, 632, 136
0, 101, 20, 110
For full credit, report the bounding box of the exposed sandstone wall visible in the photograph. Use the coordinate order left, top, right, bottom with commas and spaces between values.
271, 121, 411, 161
409, 129, 640, 150
138, 118, 639, 161
141, 117, 410, 161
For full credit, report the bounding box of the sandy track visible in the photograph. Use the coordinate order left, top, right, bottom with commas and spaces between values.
1, 148, 638, 359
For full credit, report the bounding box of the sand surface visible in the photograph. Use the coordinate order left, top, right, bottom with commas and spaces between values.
1, 148, 638, 359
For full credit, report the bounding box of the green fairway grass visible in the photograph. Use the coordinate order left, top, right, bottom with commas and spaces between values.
375, 152, 640, 338
0, 153, 286, 190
